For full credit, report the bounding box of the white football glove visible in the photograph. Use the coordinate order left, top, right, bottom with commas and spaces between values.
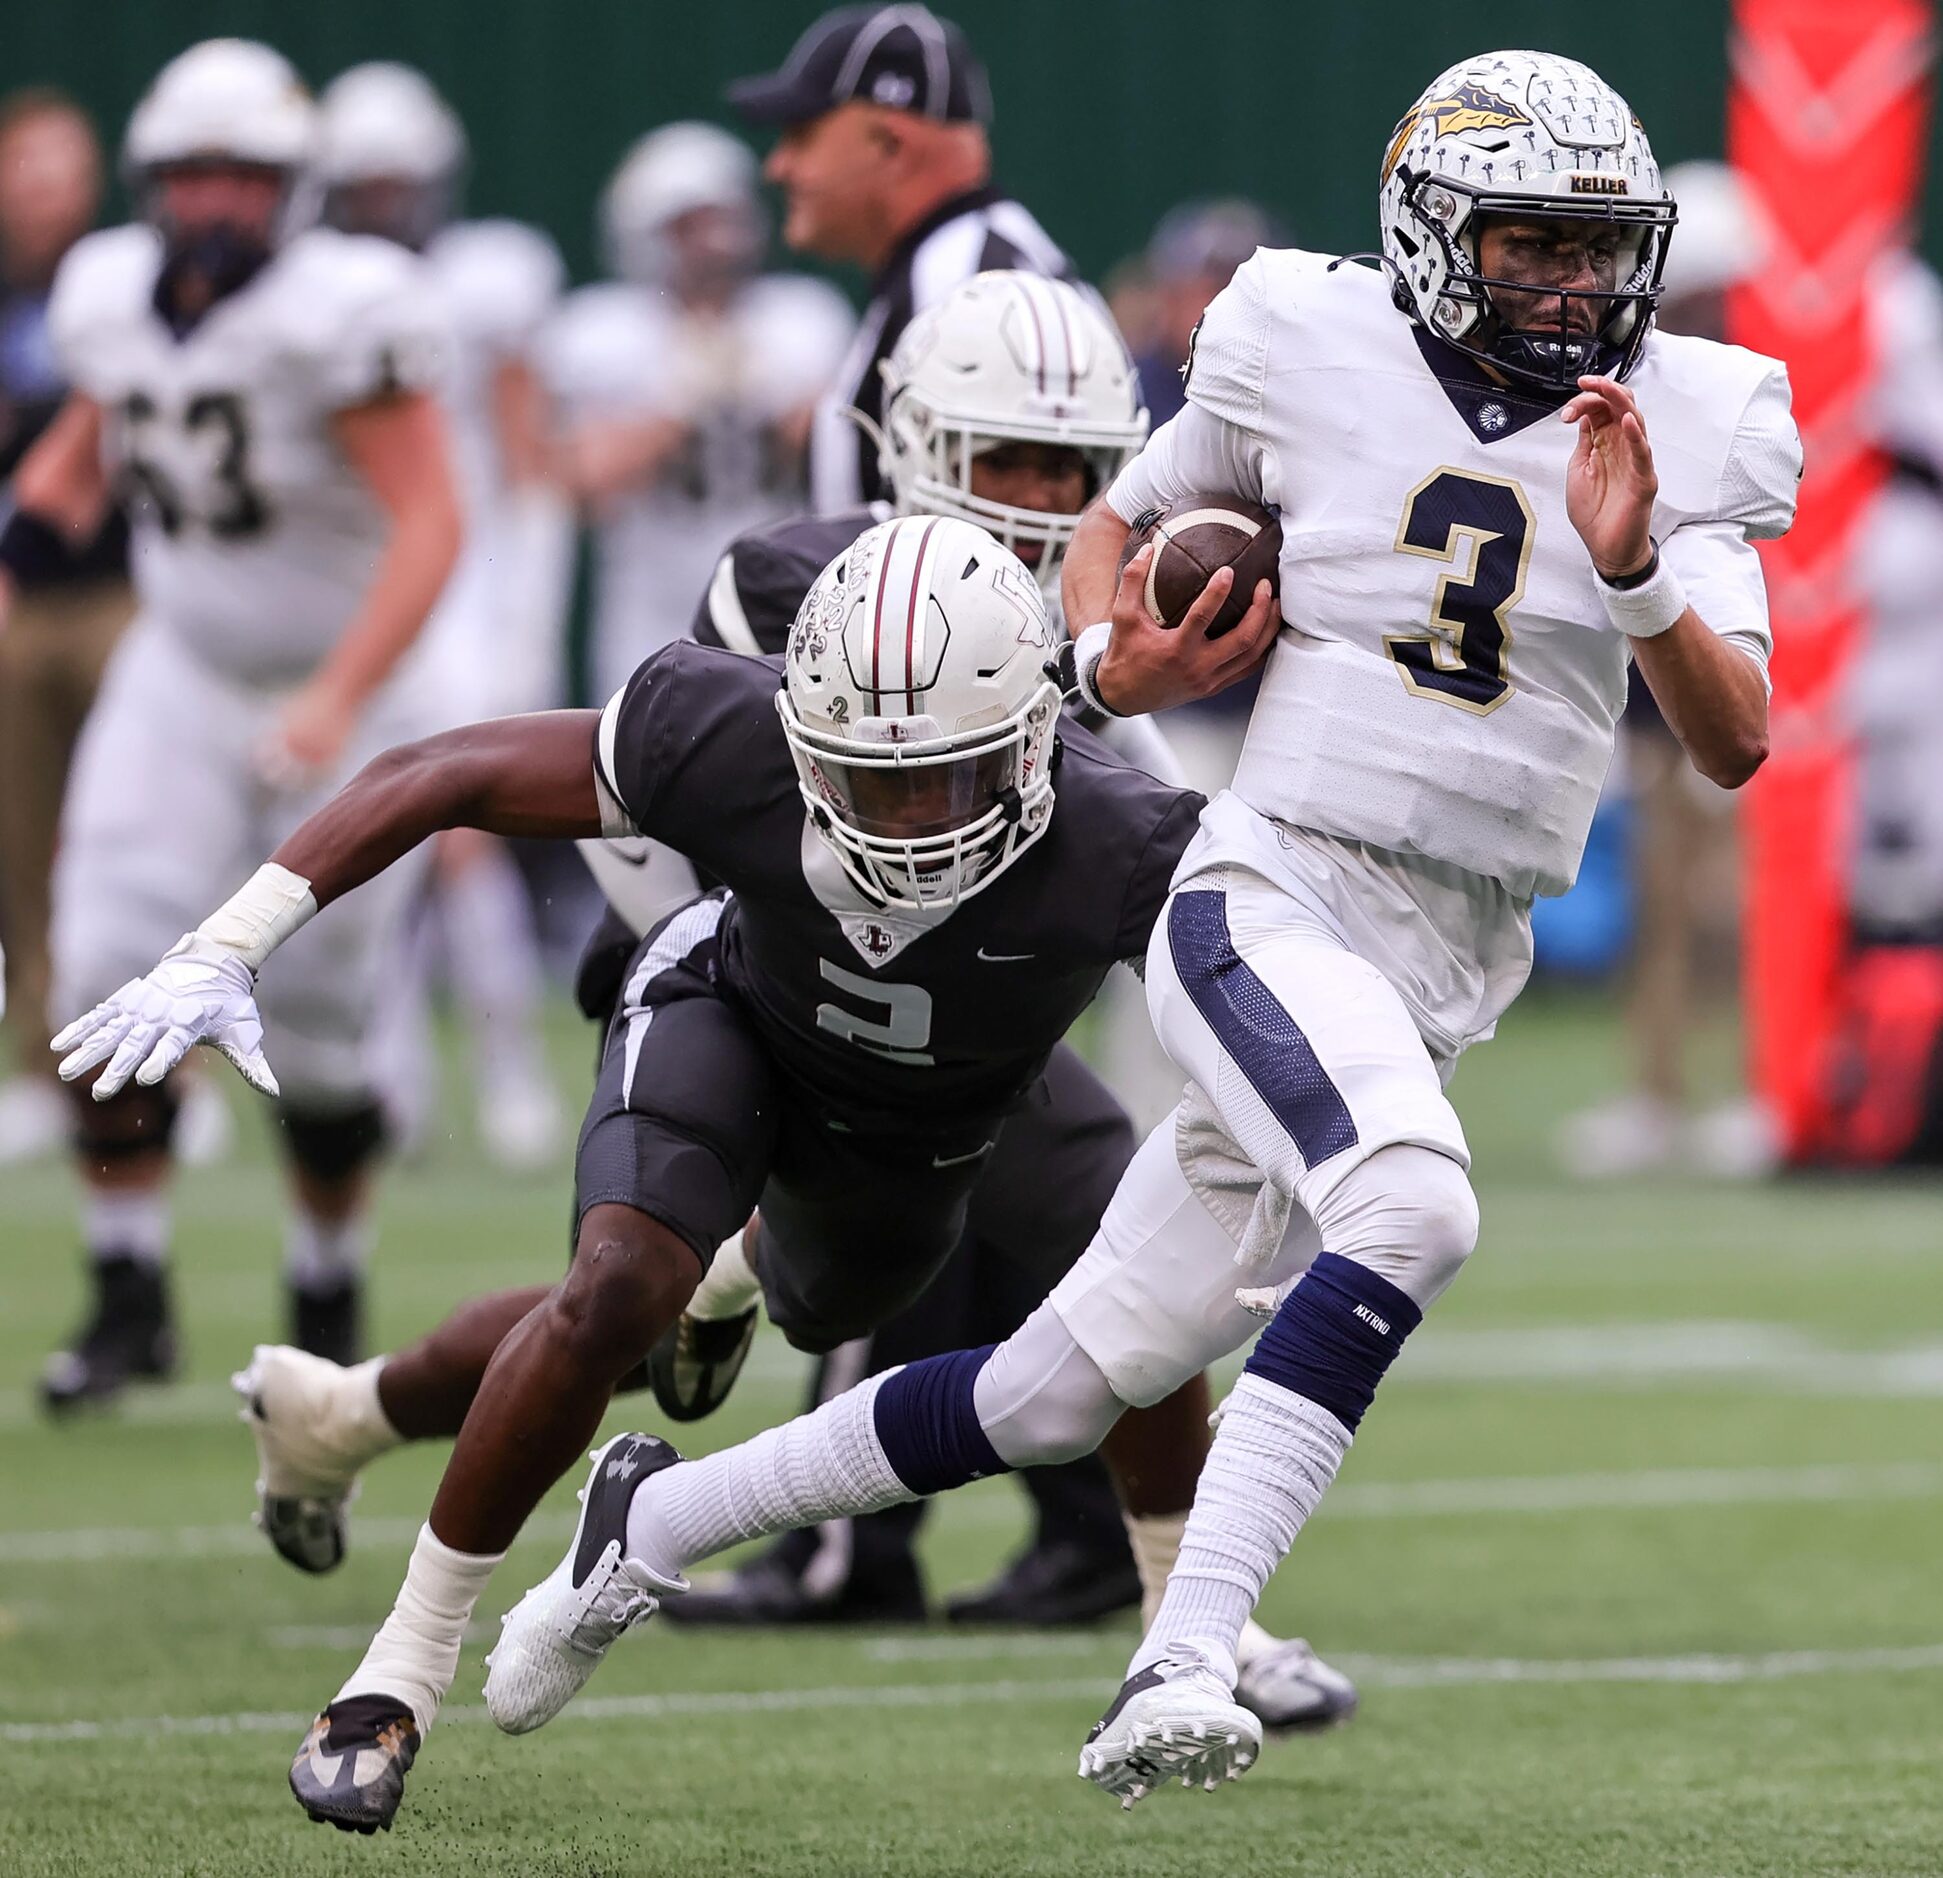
51, 933, 278, 1101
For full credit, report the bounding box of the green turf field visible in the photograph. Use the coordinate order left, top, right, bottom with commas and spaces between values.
4, 990, 1941, 1877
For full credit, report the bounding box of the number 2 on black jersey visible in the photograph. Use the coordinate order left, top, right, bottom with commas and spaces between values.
1385, 468, 1533, 716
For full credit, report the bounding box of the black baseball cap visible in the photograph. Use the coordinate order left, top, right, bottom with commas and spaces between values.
727, 5, 992, 127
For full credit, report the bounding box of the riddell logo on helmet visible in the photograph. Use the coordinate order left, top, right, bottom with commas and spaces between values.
1384, 83, 1533, 179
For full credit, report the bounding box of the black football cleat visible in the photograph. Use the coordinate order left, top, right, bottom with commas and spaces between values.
944, 1540, 1143, 1628
289, 1278, 362, 1368
40, 1256, 178, 1415
646, 1306, 758, 1422
288, 1695, 420, 1833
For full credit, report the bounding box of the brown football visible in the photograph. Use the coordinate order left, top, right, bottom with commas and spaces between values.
1119, 494, 1281, 638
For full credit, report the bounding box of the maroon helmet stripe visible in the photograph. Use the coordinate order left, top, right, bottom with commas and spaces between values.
1018, 276, 1048, 394
903, 516, 941, 714
869, 523, 897, 703
1047, 280, 1078, 395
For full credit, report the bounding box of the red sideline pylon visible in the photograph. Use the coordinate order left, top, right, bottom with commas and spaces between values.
1728, 0, 1933, 1156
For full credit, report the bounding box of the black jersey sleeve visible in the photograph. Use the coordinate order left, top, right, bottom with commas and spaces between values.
595, 641, 789, 844
690, 508, 882, 656
1112, 790, 1203, 964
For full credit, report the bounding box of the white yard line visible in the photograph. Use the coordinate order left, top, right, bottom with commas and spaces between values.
5, 1457, 1939, 1567
8, 1646, 1943, 1746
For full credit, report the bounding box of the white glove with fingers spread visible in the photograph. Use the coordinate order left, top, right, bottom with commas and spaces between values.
51, 932, 278, 1100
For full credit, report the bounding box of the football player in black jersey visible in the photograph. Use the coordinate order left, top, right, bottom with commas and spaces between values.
596, 269, 1176, 1635
55, 513, 1290, 1831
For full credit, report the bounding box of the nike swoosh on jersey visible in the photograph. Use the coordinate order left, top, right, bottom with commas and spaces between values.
931, 1142, 994, 1168
975, 946, 1035, 962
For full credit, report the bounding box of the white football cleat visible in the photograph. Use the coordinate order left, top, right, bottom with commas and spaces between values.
231, 1345, 375, 1574
1235, 1635, 1359, 1735
1078, 1654, 1262, 1809
483, 1432, 686, 1734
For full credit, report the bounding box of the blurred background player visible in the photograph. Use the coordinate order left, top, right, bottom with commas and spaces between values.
544, 122, 852, 707
681, 3, 1146, 1629
0, 88, 135, 1164
6, 39, 461, 1408
1554, 162, 1778, 1179
315, 61, 567, 1170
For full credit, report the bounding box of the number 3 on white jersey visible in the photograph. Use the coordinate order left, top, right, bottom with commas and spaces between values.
1384, 467, 1534, 716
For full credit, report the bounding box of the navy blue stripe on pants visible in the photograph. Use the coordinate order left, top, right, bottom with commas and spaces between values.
1166, 888, 1358, 1167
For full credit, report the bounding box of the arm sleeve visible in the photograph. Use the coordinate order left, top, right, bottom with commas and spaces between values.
1659, 521, 1775, 690
1114, 791, 1205, 962
1663, 360, 1802, 691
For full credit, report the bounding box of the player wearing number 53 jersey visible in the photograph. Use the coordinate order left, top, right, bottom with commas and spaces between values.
4, 40, 461, 1412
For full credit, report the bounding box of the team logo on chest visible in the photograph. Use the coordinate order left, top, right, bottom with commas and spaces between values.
858, 922, 898, 962
1477, 401, 1509, 434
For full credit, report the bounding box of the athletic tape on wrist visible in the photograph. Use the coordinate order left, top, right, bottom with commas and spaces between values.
197, 863, 319, 973
1069, 619, 1124, 717
1598, 548, 1686, 639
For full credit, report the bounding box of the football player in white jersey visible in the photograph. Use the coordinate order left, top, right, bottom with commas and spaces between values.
315, 62, 568, 1170
3, 40, 462, 1408
542, 121, 854, 706
460, 48, 1798, 1802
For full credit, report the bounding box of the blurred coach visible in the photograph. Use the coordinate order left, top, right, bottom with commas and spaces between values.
0, 90, 131, 1164
731, 2, 1073, 513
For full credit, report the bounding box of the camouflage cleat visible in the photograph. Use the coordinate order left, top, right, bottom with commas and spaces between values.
288, 1695, 420, 1833
646, 1307, 758, 1422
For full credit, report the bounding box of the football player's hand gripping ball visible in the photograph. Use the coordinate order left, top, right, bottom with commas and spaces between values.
51, 933, 278, 1100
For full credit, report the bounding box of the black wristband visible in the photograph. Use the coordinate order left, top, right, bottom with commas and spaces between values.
0, 507, 72, 586
1600, 541, 1661, 591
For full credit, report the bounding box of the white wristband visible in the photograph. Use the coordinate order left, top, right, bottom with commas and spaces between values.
1598, 550, 1687, 640
1070, 619, 1123, 717
198, 863, 319, 974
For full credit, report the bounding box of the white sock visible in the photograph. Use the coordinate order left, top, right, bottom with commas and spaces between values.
687, 1229, 760, 1322
1125, 1508, 1282, 1666
334, 1522, 503, 1734
1129, 1376, 1351, 1689
627, 1371, 909, 1581
286, 1211, 371, 1296
85, 1189, 169, 1267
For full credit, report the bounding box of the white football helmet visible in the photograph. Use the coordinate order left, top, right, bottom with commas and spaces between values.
880, 271, 1148, 588
123, 40, 317, 245
779, 515, 1062, 909
601, 122, 764, 287
317, 62, 465, 247
1379, 50, 1675, 389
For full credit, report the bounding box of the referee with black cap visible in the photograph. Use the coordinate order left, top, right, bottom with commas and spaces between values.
730, 3, 1075, 514
663, 5, 1139, 1633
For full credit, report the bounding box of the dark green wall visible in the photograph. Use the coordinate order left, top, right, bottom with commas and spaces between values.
3, 2, 1929, 286
0, 1, 1739, 282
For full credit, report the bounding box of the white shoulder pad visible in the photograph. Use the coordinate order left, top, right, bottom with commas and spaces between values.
538, 283, 669, 407
274, 228, 452, 410
1717, 360, 1801, 542
45, 224, 162, 387
1181, 247, 1283, 431
427, 219, 565, 352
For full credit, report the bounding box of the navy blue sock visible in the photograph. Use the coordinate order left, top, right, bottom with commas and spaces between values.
1244, 1252, 1423, 1431
871, 1346, 1010, 1495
